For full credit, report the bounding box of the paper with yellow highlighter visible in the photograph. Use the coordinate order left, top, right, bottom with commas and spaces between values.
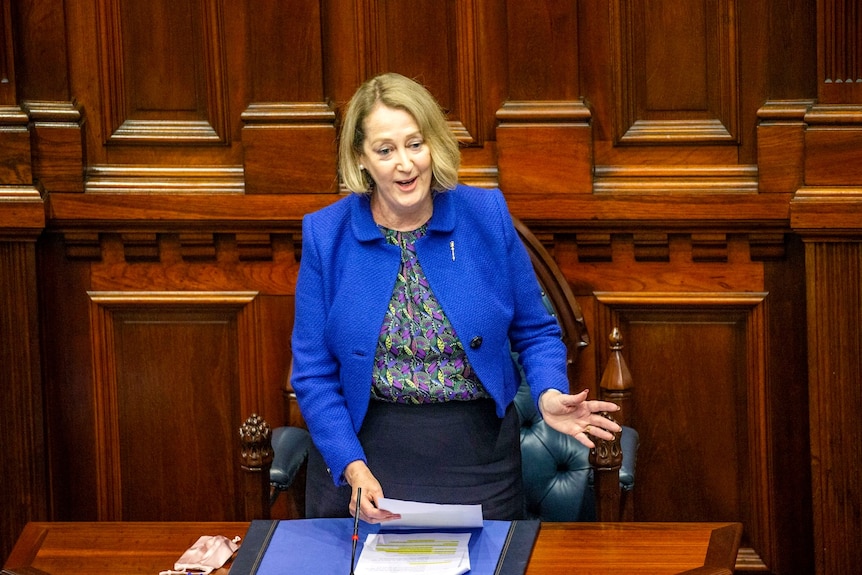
352, 498, 481, 574
354, 531, 472, 575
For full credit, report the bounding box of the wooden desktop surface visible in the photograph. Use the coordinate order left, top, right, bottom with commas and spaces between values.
4, 521, 741, 575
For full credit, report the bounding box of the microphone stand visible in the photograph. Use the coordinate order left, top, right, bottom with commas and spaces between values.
350, 487, 362, 575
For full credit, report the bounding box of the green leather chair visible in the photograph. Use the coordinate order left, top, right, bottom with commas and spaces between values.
514, 379, 638, 521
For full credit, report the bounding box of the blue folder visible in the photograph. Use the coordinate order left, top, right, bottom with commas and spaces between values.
229, 518, 540, 575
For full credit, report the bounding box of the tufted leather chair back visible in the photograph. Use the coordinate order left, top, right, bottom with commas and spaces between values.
514, 380, 595, 520
514, 379, 638, 521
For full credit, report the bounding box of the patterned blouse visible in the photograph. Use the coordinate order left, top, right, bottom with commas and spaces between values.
371, 224, 489, 403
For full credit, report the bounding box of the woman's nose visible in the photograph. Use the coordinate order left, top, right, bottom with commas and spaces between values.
396, 149, 412, 171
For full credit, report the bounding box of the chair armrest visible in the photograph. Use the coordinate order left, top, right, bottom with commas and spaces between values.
270, 426, 312, 490
619, 426, 639, 491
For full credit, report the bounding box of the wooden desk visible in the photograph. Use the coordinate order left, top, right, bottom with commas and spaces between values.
4, 521, 741, 575
524, 522, 741, 575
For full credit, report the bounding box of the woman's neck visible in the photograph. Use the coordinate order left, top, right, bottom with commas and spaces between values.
370, 194, 433, 231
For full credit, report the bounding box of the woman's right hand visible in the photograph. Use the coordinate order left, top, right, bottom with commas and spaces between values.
344, 460, 401, 523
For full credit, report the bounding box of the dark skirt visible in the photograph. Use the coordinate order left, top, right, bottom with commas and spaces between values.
305, 398, 523, 521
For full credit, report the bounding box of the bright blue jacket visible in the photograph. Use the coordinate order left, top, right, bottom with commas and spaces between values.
291, 184, 568, 484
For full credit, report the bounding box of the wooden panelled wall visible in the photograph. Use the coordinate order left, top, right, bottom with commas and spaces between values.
2, 1, 861, 573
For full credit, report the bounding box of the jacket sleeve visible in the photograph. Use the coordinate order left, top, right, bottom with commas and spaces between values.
495, 193, 569, 408
291, 213, 367, 485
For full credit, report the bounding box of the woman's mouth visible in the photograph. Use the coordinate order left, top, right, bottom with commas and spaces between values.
396, 177, 417, 188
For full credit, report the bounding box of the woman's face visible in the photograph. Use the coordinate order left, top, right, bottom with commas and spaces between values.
359, 104, 434, 228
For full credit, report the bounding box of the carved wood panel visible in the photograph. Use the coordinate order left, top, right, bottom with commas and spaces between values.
612, 0, 739, 145
505, 0, 580, 101
243, 0, 323, 103
595, 293, 771, 571
95, 0, 229, 145
0, 0, 15, 106
356, 0, 482, 145
87, 291, 261, 521
804, 106, 862, 186
36, 230, 298, 523
239, 0, 335, 194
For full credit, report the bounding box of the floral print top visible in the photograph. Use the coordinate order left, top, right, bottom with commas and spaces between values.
371, 224, 489, 403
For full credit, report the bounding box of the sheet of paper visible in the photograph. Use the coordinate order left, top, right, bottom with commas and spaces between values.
354, 532, 471, 575
377, 498, 484, 529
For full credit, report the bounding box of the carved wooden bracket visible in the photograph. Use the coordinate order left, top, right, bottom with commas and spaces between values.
61, 230, 298, 263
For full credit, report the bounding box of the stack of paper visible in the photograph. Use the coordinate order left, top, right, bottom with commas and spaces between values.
354, 531, 472, 575
376, 498, 485, 529
352, 499, 482, 574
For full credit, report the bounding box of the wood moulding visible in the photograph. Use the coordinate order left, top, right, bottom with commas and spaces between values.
496, 100, 593, 195
61, 230, 298, 265
21, 100, 85, 193
0, 186, 45, 240
85, 165, 246, 194
240, 103, 338, 195
592, 165, 758, 194
791, 188, 862, 238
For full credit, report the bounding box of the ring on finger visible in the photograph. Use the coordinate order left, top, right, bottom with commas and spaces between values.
584, 424, 592, 435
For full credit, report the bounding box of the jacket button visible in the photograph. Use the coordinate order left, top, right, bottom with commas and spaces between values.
470, 336, 483, 349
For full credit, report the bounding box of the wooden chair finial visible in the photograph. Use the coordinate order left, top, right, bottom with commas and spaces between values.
600, 327, 633, 393
239, 413, 274, 520
239, 413, 273, 470
599, 327, 634, 429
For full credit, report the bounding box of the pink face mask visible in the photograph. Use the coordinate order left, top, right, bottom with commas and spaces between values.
159, 534, 241, 575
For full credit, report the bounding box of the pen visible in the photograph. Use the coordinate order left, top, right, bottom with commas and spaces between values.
350, 487, 361, 575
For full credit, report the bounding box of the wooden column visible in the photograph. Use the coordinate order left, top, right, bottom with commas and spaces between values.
792, 188, 862, 575
0, 0, 48, 562
791, 1, 862, 571
0, 222, 47, 564
0, 164, 46, 565
495, 0, 592, 195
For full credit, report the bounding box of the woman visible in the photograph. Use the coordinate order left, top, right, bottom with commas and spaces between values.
291, 72, 621, 523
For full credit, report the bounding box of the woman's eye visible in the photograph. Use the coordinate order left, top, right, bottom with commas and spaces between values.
377, 147, 391, 156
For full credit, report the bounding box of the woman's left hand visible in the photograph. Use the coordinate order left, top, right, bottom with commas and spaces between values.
538, 389, 622, 448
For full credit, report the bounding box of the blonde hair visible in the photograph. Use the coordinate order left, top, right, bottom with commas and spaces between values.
338, 73, 461, 193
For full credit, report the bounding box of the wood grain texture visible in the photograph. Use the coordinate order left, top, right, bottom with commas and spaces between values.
804, 241, 862, 575
0, 243, 48, 564
1, 0, 855, 572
